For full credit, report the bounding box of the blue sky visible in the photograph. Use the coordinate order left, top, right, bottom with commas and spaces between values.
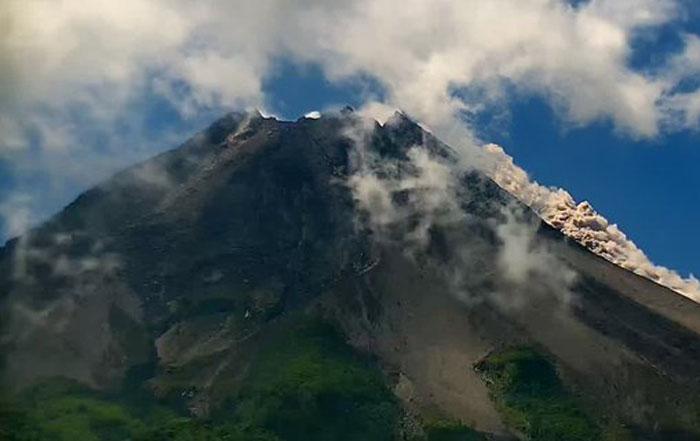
488, 97, 699, 278
1, 0, 699, 291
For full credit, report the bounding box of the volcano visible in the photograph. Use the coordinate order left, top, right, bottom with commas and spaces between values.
1, 109, 699, 441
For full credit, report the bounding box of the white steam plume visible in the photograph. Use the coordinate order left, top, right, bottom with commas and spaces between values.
346, 115, 578, 309
492, 205, 577, 310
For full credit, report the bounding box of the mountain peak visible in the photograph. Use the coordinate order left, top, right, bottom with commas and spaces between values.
2, 111, 700, 439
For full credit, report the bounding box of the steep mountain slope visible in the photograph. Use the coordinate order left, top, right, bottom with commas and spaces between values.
1, 109, 699, 440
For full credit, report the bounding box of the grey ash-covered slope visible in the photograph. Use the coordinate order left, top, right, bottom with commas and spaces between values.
1, 109, 700, 436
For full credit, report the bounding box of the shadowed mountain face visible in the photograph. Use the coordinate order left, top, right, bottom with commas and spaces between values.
1, 110, 700, 439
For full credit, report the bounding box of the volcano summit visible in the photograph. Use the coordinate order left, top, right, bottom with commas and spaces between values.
1, 109, 699, 440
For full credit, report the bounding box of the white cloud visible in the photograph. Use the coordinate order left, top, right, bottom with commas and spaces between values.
659, 34, 700, 129
0, 116, 25, 152
357, 102, 398, 125
346, 116, 464, 252
0, 193, 32, 238
304, 110, 321, 119
306, 0, 682, 137
2, 0, 696, 156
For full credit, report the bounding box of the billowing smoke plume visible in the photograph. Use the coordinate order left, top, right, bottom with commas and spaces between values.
347, 108, 699, 305
484, 144, 700, 301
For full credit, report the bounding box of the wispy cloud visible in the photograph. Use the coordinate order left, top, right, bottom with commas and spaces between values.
346, 114, 578, 310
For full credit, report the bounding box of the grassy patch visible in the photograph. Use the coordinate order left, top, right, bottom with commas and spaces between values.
475, 347, 600, 441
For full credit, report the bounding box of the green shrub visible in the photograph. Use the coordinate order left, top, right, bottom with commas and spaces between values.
0, 395, 43, 441
13, 379, 148, 441
133, 418, 280, 441
233, 319, 400, 441
476, 347, 599, 441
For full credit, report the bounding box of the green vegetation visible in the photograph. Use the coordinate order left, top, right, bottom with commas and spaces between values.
2, 379, 166, 441
0, 383, 280, 441
134, 419, 280, 441
231, 318, 400, 441
0, 396, 42, 441
423, 419, 485, 441
4, 329, 636, 441
0, 317, 400, 441
475, 347, 599, 441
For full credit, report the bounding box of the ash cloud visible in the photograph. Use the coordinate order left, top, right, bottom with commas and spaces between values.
484, 143, 700, 301
492, 205, 577, 310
